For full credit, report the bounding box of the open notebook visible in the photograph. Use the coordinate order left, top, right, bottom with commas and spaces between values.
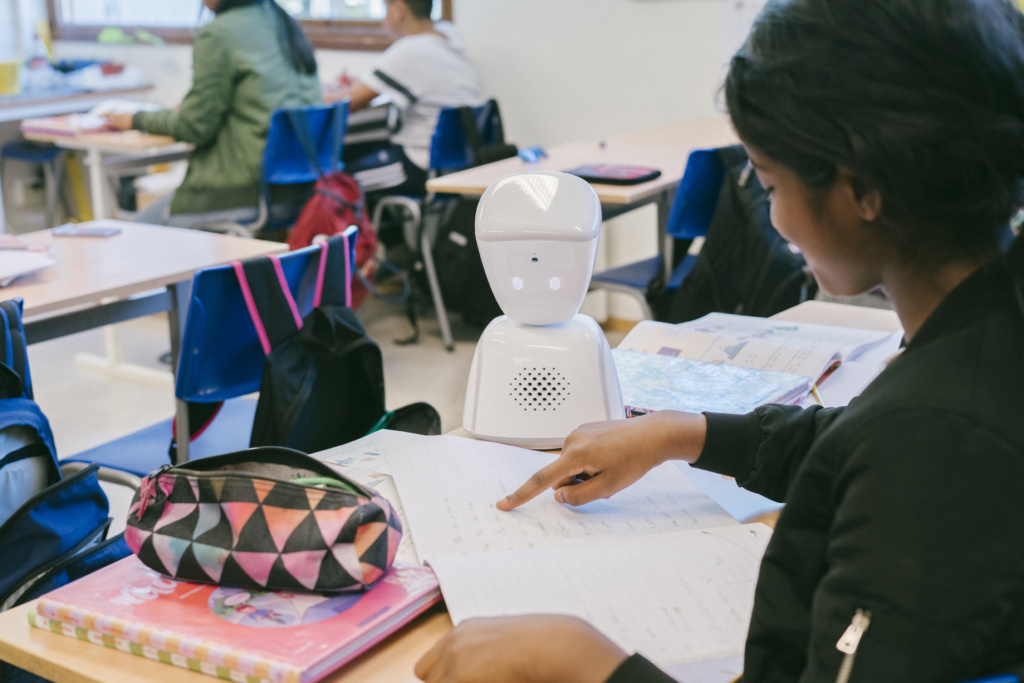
344, 431, 773, 673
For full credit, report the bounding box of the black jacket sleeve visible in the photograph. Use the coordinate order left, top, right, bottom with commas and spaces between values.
695, 404, 845, 502
605, 653, 677, 683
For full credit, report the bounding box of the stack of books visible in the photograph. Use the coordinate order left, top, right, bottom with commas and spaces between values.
30, 556, 440, 683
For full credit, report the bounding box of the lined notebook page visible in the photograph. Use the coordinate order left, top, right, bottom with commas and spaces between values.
429, 523, 772, 668
385, 435, 737, 561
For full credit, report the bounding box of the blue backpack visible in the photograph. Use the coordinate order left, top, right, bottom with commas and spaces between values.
0, 300, 129, 683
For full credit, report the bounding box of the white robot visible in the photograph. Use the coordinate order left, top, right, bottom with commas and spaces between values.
462, 171, 625, 449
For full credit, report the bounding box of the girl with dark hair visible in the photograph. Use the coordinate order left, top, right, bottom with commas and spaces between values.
104, 0, 321, 228
414, 0, 1024, 681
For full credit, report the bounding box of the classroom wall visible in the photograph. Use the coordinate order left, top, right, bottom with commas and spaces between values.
50, 0, 736, 320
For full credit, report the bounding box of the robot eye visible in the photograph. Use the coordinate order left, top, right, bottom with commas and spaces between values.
531, 257, 539, 263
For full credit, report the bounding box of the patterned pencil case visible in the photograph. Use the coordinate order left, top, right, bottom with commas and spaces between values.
124, 446, 401, 593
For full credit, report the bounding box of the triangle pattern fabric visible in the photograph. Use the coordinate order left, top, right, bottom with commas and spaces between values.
153, 502, 197, 532
281, 550, 328, 590
263, 507, 312, 553
124, 449, 406, 593
231, 551, 279, 588
193, 503, 223, 540
190, 542, 231, 583
152, 534, 192, 577
221, 502, 259, 547
313, 507, 359, 547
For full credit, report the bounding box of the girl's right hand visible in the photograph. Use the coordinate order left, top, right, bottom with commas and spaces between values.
496, 410, 708, 510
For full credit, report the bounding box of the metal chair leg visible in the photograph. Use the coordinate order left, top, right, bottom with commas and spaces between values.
420, 227, 454, 351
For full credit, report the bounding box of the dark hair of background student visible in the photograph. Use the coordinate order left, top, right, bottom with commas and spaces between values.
215, 0, 317, 75
394, 0, 434, 21
725, 0, 1024, 269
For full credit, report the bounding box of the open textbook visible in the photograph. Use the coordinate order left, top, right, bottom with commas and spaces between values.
364, 431, 772, 673
619, 312, 896, 385
612, 348, 811, 415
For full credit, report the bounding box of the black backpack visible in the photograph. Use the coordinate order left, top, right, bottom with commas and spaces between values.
650, 145, 817, 322
427, 101, 519, 328
234, 234, 387, 452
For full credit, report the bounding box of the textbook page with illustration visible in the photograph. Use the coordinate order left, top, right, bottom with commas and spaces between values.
619, 312, 896, 383
384, 433, 774, 671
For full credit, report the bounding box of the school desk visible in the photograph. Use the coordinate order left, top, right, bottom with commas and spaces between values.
0, 84, 156, 232
20, 125, 191, 221
425, 116, 739, 281
3, 219, 286, 367
0, 302, 902, 683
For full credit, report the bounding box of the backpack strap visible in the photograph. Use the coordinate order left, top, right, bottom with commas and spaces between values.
329, 101, 347, 173
232, 257, 302, 355
315, 230, 356, 309
457, 105, 486, 165
0, 300, 29, 399
286, 109, 325, 178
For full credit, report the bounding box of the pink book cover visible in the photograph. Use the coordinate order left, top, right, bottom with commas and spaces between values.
34, 555, 440, 683
20, 114, 113, 137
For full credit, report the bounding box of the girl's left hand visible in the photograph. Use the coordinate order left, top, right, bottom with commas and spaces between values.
414, 615, 628, 683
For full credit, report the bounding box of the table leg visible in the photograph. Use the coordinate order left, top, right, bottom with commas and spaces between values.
657, 187, 677, 284
168, 279, 192, 464
84, 146, 107, 219
0, 169, 7, 233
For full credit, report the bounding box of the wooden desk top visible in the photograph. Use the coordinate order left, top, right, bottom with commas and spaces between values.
3, 220, 287, 318
425, 116, 738, 205
21, 128, 183, 154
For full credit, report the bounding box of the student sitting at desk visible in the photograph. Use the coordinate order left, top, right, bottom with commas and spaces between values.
104, 0, 321, 229
415, 0, 1024, 681
328, 0, 481, 200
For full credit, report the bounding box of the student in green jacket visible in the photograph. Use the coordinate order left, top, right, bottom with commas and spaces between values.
105, 0, 321, 229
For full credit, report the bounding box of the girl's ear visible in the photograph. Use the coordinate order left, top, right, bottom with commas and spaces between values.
838, 167, 883, 223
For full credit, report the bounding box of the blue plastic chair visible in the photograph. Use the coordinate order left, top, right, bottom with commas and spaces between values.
370, 99, 507, 351
588, 147, 727, 320
0, 141, 66, 229
60, 228, 359, 479
213, 101, 349, 237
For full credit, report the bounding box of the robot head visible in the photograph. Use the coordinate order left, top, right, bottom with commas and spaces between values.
475, 172, 602, 326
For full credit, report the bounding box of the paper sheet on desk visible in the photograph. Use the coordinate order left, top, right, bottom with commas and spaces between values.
312, 431, 425, 566
0, 250, 55, 286
385, 435, 737, 560
430, 524, 772, 669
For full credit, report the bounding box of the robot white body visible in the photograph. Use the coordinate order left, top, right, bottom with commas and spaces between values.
462, 172, 625, 449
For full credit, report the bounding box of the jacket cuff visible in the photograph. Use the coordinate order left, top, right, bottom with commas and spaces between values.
694, 411, 762, 479
606, 653, 676, 683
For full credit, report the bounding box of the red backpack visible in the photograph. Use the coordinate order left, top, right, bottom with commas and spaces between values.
287, 172, 377, 309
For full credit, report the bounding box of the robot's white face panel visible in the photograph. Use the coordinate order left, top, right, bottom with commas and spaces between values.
476, 172, 602, 326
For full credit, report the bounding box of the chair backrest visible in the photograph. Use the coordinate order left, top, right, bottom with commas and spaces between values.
262, 101, 349, 186
174, 228, 358, 404
428, 98, 505, 172
665, 147, 728, 241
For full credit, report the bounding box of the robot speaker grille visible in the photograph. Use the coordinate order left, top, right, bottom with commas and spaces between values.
509, 367, 569, 412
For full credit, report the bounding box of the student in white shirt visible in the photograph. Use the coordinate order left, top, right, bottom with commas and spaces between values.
340, 0, 482, 199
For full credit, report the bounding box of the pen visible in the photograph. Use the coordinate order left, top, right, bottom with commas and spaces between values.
811, 385, 827, 407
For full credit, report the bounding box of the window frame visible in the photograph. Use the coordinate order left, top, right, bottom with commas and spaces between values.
46, 0, 453, 51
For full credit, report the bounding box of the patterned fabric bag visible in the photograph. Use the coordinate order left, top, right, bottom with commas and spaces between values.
124, 447, 401, 593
